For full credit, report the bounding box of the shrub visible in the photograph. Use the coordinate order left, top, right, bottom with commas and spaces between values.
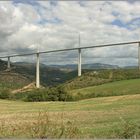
11, 92, 28, 100
0, 90, 10, 99
24, 91, 48, 102
14, 86, 72, 102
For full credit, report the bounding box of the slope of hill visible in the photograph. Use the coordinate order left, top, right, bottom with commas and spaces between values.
63, 69, 140, 90
1, 59, 139, 90
49, 63, 119, 70
69, 79, 140, 100
0, 60, 34, 91
0, 59, 8, 71
13, 62, 77, 86
1, 59, 140, 101
0, 60, 77, 88
0, 72, 32, 91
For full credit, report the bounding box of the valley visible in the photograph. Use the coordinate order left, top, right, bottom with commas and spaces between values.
0, 59, 140, 138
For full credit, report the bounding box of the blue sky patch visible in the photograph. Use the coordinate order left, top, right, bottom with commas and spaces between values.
112, 19, 126, 28
38, 17, 62, 25
13, 0, 38, 6
111, 17, 140, 31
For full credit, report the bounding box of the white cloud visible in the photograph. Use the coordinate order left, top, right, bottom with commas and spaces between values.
0, 1, 140, 66
112, 1, 140, 23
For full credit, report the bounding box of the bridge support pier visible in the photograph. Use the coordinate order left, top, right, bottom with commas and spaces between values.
36, 53, 40, 88
138, 42, 140, 70
7, 57, 10, 69
78, 48, 81, 76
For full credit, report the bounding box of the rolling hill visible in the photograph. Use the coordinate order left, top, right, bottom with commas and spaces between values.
63, 69, 140, 90
0, 59, 10, 71
49, 63, 119, 70
0, 60, 32, 90
0, 60, 140, 138
0, 71, 31, 90
13, 62, 77, 86
69, 79, 140, 100
0, 60, 77, 87
0, 60, 120, 89
1, 59, 140, 101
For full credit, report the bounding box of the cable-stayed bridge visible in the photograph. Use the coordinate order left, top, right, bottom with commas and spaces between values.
0, 41, 140, 88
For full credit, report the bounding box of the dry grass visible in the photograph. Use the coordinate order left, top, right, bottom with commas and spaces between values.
0, 111, 81, 138
0, 94, 140, 138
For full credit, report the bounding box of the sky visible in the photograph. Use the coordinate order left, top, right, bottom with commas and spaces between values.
0, 0, 140, 66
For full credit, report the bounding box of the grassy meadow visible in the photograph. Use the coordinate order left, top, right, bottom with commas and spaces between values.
0, 69, 140, 138
0, 94, 140, 138
70, 79, 140, 100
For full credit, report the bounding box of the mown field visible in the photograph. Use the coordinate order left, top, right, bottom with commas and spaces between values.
0, 69, 140, 138
0, 94, 140, 138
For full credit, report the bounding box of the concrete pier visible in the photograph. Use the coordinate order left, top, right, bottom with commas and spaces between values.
78, 33, 82, 76
7, 57, 10, 69
138, 42, 140, 70
36, 53, 40, 88
78, 48, 81, 76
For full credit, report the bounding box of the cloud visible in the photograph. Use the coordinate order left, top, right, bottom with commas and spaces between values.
0, 1, 140, 66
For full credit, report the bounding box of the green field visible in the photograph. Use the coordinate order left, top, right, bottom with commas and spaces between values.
0, 94, 140, 138
70, 79, 140, 100
64, 69, 140, 90
0, 74, 140, 138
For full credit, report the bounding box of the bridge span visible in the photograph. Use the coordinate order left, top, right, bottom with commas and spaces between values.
0, 41, 140, 88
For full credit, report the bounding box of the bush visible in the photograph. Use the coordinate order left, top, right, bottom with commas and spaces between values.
47, 88, 59, 101
13, 86, 72, 102
24, 90, 48, 102
0, 90, 10, 99
11, 92, 28, 100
